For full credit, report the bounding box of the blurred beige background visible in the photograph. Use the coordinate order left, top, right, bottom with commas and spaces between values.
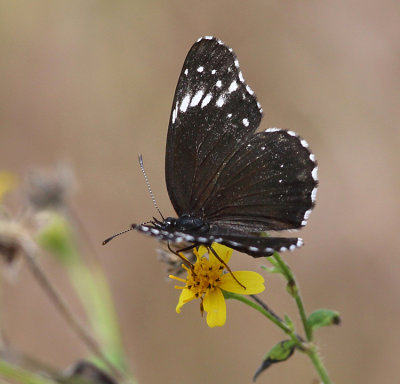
1, 1, 399, 383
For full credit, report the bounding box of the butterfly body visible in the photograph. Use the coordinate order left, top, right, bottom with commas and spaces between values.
153, 215, 210, 233
129, 36, 318, 257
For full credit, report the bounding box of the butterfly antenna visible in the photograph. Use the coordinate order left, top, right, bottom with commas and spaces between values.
102, 227, 134, 245
138, 154, 165, 220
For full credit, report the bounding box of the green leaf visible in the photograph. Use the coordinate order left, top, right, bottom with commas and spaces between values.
308, 309, 341, 330
0, 359, 58, 384
283, 314, 295, 331
253, 340, 296, 381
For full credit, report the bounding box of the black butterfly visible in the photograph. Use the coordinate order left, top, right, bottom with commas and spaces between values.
108, 36, 318, 257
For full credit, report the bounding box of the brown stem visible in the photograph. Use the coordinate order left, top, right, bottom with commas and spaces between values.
19, 235, 124, 381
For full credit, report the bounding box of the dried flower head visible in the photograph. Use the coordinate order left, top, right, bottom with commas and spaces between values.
23, 163, 75, 211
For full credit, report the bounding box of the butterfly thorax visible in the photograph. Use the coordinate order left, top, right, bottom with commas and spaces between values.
155, 215, 209, 233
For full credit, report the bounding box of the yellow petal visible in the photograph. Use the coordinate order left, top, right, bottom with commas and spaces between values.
197, 245, 208, 257
176, 288, 196, 313
220, 271, 265, 295
203, 288, 226, 327
209, 243, 232, 267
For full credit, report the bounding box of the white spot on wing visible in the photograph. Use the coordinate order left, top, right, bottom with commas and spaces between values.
184, 68, 188, 76
190, 90, 204, 107
249, 246, 258, 252
227, 113, 232, 118
172, 105, 177, 124
312, 166, 318, 181
211, 69, 216, 74
198, 36, 213, 42
238, 71, 244, 82
302, 208, 313, 225
310, 153, 316, 162
246, 84, 254, 95
301, 139, 309, 148
216, 96, 225, 107
287, 130, 296, 136
311, 186, 318, 203
197, 66, 204, 73
216, 80, 222, 88
302, 208, 312, 225
242, 118, 249, 127
296, 238, 303, 247
180, 94, 191, 112
234, 59, 239, 68
228, 80, 238, 93
201, 93, 212, 108
265, 128, 281, 133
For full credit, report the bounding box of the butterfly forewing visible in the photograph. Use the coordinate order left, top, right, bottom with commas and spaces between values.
165, 37, 262, 216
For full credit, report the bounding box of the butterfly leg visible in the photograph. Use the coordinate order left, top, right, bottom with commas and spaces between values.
167, 242, 195, 271
209, 245, 246, 290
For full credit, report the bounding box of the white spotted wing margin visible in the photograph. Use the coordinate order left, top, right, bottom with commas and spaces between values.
132, 224, 303, 258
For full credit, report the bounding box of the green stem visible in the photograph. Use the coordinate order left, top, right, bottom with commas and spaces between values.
272, 252, 312, 341
0, 359, 57, 384
306, 345, 333, 384
269, 252, 334, 383
227, 290, 333, 383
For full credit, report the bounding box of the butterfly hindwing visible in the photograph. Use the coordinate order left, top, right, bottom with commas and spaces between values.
203, 128, 317, 231
133, 224, 302, 257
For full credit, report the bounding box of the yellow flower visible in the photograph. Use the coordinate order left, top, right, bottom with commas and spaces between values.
169, 243, 265, 328
0, 172, 17, 202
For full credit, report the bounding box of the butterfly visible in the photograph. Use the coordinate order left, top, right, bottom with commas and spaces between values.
105, 36, 318, 257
